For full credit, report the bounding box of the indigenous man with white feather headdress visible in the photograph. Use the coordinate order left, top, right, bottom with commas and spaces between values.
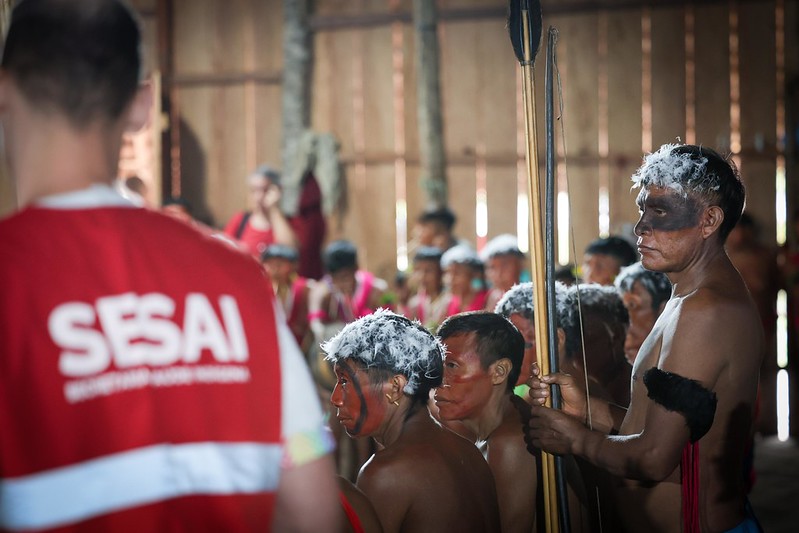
527, 144, 763, 532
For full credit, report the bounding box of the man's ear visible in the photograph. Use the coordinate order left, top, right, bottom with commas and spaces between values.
389, 374, 408, 397
124, 81, 153, 133
491, 358, 512, 386
701, 205, 724, 239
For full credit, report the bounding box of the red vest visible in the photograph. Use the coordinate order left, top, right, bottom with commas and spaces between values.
0, 206, 282, 532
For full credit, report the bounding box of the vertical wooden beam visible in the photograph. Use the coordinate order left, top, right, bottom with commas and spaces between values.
694, 2, 731, 151
650, 5, 686, 148
413, 0, 447, 209
562, 13, 600, 260
739, 0, 777, 240
607, 8, 643, 235
281, 0, 311, 215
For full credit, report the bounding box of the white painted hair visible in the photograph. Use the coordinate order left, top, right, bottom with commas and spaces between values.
441, 243, 482, 269
322, 308, 444, 395
479, 233, 523, 262
631, 143, 719, 197
494, 281, 569, 325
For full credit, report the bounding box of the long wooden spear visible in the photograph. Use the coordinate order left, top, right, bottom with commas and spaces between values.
508, 2, 562, 532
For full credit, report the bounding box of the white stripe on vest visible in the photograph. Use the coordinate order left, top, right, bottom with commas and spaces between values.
0, 442, 282, 531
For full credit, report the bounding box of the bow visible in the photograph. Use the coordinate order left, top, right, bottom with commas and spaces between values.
508, 2, 569, 532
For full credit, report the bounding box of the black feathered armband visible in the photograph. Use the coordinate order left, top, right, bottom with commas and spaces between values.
643, 368, 717, 443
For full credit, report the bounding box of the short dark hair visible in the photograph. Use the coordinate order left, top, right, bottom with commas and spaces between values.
418, 207, 456, 231
632, 144, 745, 242
2, 0, 142, 128
437, 311, 524, 393
614, 262, 671, 313
251, 164, 281, 187
323, 240, 358, 273
163, 196, 192, 211
584, 236, 637, 267
260, 244, 299, 263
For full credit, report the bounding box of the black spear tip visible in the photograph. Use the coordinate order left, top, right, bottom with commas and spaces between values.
507, 0, 543, 65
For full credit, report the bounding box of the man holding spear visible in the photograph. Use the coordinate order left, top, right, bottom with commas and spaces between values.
527, 144, 763, 533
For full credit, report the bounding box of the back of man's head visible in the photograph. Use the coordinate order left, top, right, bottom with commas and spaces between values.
2, 0, 141, 129
437, 311, 524, 393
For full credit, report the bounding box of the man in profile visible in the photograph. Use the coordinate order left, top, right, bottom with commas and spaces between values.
528, 144, 763, 532
435, 312, 536, 533
0, 1, 338, 530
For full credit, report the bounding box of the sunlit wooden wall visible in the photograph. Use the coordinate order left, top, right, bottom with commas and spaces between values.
1, 0, 796, 286
306, 0, 797, 279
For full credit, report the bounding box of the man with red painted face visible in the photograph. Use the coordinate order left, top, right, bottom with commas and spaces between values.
434, 312, 538, 533
527, 144, 763, 533
323, 309, 501, 533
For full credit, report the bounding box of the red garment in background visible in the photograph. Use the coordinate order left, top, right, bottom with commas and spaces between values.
222, 211, 274, 257
289, 174, 326, 280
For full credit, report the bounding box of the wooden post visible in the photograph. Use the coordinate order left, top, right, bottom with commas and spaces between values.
413, 0, 447, 209
281, 0, 311, 216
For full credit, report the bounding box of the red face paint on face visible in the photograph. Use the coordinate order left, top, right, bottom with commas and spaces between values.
331, 359, 387, 438
509, 314, 536, 386
434, 333, 494, 422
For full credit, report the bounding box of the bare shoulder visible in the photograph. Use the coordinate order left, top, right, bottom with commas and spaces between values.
659, 273, 762, 387
488, 402, 536, 470
339, 476, 384, 533
358, 446, 415, 492
673, 276, 759, 337
356, 449, 416, 529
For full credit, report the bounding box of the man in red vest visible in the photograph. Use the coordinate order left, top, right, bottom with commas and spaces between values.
0, 1, 338, 531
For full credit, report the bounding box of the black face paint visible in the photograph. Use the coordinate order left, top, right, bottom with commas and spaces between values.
635, 190, 701, 234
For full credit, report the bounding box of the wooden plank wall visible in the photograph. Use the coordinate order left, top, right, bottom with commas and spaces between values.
168, 0, 284, 226
305, 0, 792, 279
0, 0, 794, 285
